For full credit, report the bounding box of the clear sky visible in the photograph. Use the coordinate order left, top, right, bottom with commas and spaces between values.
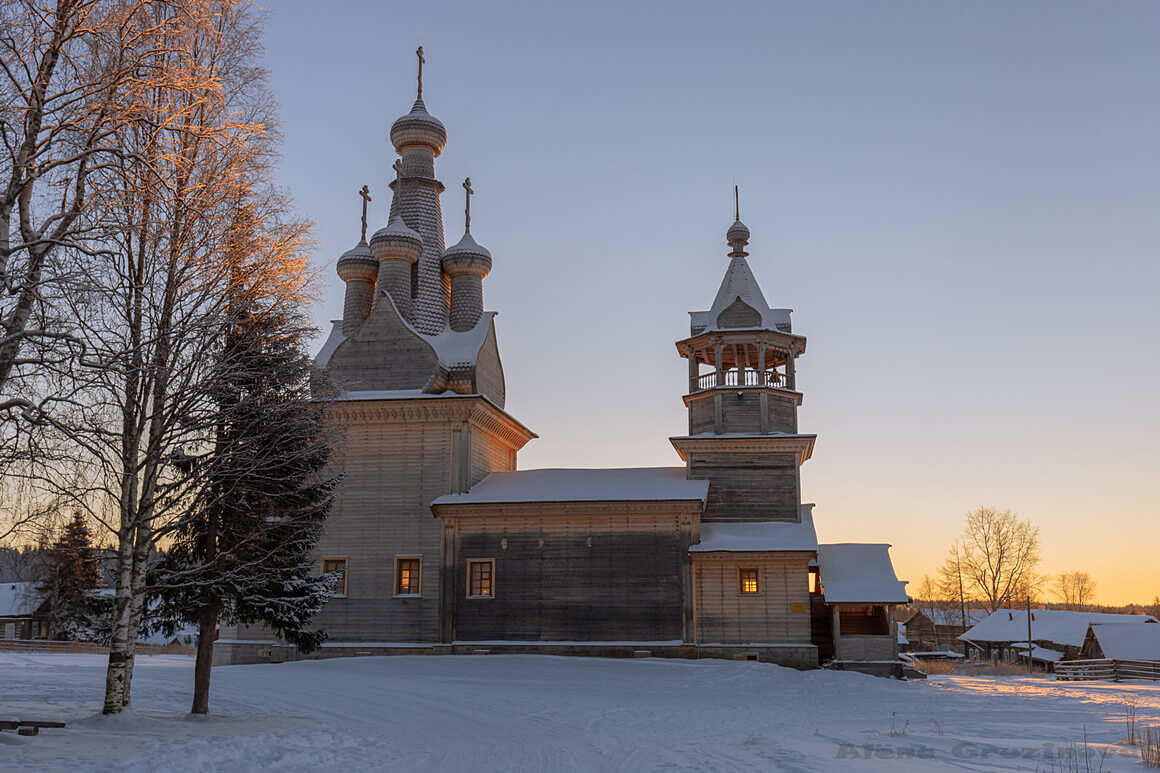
261, 1, 1159, 606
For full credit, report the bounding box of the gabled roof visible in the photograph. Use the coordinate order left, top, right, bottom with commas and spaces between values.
905, 607, 988, 628
432, 467, 709, 507
0, 582, 43, 617
1087, 622, 1160, 660
817, 544, 909, 604
689, 255, 793, 335
316, 305, 498, 372
961, 610, 1159, 648
690, 504, 818, 553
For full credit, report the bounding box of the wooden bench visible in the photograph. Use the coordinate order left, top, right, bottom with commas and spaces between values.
0, 720, 67, 736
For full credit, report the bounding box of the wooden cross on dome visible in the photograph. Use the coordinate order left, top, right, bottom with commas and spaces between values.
358, 185, 372, 242
463, 177, 473, 233
416, 45, 425, 99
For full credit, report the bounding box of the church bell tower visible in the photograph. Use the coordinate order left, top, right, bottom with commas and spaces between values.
671, 190, 814, 523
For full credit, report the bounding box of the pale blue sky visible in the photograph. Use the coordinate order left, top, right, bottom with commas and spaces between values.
262, 1, 1160, 604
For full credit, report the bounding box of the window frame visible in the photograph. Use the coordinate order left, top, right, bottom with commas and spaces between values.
738, 567, 761, 596
321, 556, 349, 597
466, 558, 496, 599
394, 555, 423, 598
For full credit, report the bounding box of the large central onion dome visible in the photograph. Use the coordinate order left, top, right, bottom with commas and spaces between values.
390, 97, 447, 156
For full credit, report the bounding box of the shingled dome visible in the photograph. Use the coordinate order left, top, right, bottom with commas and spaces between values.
390, 97, 447, 155
370, 212, 423, 256
442, 231, 492, 274
726, 218, 750, 250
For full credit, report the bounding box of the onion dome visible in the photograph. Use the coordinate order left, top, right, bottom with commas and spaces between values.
370, 212, 423, 262
442, 230, 492, 278
390, 97, 447, 156
727, 219, 750, 258
336, 240, 378, 282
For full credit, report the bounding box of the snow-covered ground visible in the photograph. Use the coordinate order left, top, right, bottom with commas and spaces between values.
3, 652, 1159, 771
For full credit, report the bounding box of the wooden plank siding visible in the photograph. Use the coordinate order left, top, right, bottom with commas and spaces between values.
693, 553, 813, 646
445, 509, 688, 643
688, 452, 801, 522
298, 397, 530, 643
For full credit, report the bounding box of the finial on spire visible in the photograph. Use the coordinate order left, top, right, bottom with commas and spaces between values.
358, 185, 372, 242
463, 177, 473, 233
734, 183, 740, 222
393, 158, 403, 184
416, 45, 425, 99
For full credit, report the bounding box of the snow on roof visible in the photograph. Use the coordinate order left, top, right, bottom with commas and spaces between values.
314, 320, 346, 367
961, 610, 1159, 648
0, 582, 43, 617
1012, 643, 1065, 663
690, 504, 818, 553
817, 544, 909, 604
1088, 622, 1160, 661
422, 311, 496, 367
432, 467, 709, 507
689, 256, 794, 334
316, 301, 496, 371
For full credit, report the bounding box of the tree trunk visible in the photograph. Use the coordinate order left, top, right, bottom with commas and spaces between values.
191, 603, 218, 714
102, 525, 135, 714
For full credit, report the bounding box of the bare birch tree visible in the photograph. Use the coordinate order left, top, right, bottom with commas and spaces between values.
938, 506, 1041, 613
1054, 571, 1097, 610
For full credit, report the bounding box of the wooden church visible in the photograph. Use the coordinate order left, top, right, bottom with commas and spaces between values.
215, 51, 910, 671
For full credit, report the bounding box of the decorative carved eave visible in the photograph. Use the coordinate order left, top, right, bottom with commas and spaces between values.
432, 499, 705, 520
668, 433, 816, 463
682, 387, 803, 407
332, 393, 537, 451
676, 329, 806, 359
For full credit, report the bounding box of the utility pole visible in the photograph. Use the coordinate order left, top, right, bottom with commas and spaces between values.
1026, 596, 1033, 676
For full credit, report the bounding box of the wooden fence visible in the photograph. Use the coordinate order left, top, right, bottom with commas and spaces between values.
0, 638, 193, 656
1055, 658, 1160, 682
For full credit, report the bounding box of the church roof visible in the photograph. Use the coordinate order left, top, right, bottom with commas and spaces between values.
817, 543, 910, 604
690, 505, 818, 553
432, 467, 709, 506
315, 310, 497, 371
688, 219, 794, 335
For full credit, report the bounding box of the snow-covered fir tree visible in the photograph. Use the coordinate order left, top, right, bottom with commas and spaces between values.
152, 289, 342, 713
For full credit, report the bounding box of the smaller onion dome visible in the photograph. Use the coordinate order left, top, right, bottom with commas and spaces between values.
390, 97, 447, 156
442, 231, 493, 278
370, 213, 423, 263
336, 240, 378, 282
726, 219, 750, 258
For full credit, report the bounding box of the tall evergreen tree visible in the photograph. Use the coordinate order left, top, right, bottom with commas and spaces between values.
153, 289, 342, 714
40, 512, 104, 639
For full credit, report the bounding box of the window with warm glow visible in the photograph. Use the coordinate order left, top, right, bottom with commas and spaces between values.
322, 557, 348, 596
395, 556, 421, 596
467, 559, 494, 598
739, 568, 760, 595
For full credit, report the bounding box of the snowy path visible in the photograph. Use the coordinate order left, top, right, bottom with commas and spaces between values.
2, 652, 1158, 771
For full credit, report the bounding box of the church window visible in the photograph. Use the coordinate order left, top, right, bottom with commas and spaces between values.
467, 559, 494, 598
395, 556, 422, 596
322, 557, 348, 596
739, 568, 760, 595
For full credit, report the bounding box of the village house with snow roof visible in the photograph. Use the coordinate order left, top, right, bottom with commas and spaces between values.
959, 608, 1159, 668
214, 50, 911, 672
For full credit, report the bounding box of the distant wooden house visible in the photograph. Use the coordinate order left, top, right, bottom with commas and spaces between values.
1080, 622, 1160, 661
0, 582, 48, 640
960, 609, 1159, 666
901, 607, 986, 653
